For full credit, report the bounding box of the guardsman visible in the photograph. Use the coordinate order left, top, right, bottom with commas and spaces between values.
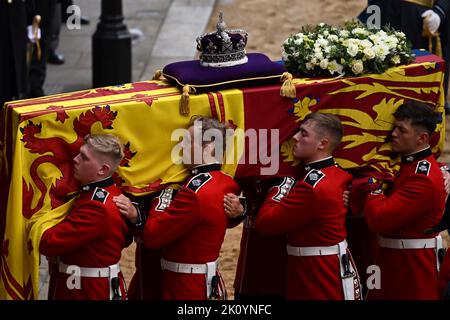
361, 0, 449, 109
123, 187, 180, 300
39, 134, 130, 300
253, 113, 361, 300
225, 179, 290, 300
115, 116, 240, 300
352, 101, 446, 299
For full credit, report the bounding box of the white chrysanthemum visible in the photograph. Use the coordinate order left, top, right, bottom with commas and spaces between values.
369, 34, 381, 44
373, 44, 389, 59
327, 34, 339, 42
294, 38, 304, 46
383, 36, 399, 49
352, 28, 369, 36
339, 30, 350, 38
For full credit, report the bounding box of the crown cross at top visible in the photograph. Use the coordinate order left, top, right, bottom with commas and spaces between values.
196, 13, 248, 68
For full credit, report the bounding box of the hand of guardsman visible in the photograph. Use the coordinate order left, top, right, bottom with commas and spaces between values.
441, 168, 450, 194
349, 176, 383, 216
343, 190, 350, 208
113, 194, 138, 224
223, 193, 244, 218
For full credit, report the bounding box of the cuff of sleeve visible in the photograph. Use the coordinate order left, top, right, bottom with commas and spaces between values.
433, 5, 446, 23
130, 202, 145, 228
239, 196, 248, 217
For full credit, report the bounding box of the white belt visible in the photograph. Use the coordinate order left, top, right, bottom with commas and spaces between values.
378, 235, 443, 271
160, 258, 218, 299
160, 258, 218, 274
58, 262, 121, 278
287, 240, 362, 300
286, 240, 346, 257
378, 235, 440, 249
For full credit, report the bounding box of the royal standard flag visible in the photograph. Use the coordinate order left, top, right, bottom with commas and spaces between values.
0, 51, 445, 299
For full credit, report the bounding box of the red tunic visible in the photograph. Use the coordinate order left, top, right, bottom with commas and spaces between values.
127, 188, 178, 300
143, 164, 240, 300
255, 158, 356, 300
233, 179, 288, 298
364, 148, 445, 300
40, 177, 130, 300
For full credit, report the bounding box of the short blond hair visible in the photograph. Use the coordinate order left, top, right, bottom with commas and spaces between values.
303, 113, 343, 151
189, 116, 230, 153
84, 134, 124, 170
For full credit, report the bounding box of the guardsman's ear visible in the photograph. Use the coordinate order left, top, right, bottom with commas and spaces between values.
417, 131, 430, 146
318, 137, 330, 151
98, 163, 111, 176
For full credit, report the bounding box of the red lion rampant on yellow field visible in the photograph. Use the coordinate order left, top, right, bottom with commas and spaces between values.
21, 105, 135, 219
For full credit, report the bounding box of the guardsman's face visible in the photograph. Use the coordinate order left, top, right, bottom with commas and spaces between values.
292, 120, 321, 161
73, 144, 103, 185
391, 119, 420, 155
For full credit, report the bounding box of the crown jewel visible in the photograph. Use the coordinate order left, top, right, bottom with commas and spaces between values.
196, 13, 248, 67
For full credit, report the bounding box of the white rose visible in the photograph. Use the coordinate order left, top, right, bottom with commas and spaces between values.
346, 44, 359, 57
363, 47, 376, 59
351, 60, 364, 75
320, 59, 329, 69
319, 22, 325, 27
360, 39, 373, 48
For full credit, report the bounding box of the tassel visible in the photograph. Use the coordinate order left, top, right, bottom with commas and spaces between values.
280, 72, 296, 98
152, 69, 162, 80
180, 85, 191, 116
423, 20, 443, 58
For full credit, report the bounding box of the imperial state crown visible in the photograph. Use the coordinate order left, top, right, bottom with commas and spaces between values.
196, 12, 248, 67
